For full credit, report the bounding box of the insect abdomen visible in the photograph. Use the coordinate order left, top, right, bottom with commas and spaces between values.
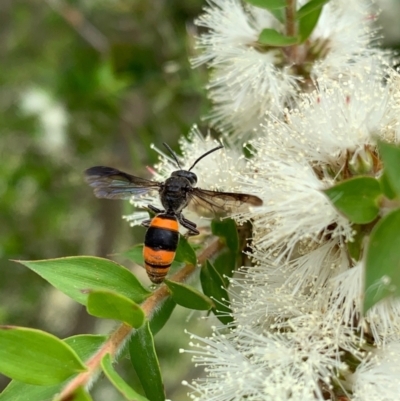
143, 214, 179, 284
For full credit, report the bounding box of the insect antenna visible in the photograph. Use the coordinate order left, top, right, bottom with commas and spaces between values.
188, 144, 223, 171
163, 143, 183, 169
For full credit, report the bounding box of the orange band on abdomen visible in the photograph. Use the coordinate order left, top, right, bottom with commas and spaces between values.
143, 247, 175, 266
150, 216, 179, 231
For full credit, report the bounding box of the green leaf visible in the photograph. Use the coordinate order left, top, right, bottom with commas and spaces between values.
122, 244, 144, 265
213, 250, 237, 286
298, 7, 322, 42
347, 225, 366, 261
101, 354, 150, 401
15, 256, 151, 306
87, 290, 145, 328
175, 235, 197, 265
65, 387, 93, 401
364, 209, 400, 312
245, 0, 285, 9
324, 176, 382, 224
0, 327, 86, 385
244, 0, 285, 22
297, 0, 330, 18
201, 261, 234, 325
0, 336, 106, 401
378, 141, 400, 198
164, 280, 214, 310
148, 297, 176, 336
129, 321, 165, 401
258, 29, 299, 47
64, 334, 107, 358
379, 172, 397, 200
211, 219, 239, 253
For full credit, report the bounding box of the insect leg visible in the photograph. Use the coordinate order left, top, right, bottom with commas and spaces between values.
147, 204, 163, 214
178, 214, 199, 236
142, 219, 151, 228
181, 215, 197, 228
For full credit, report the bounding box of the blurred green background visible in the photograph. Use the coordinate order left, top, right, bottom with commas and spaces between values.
0, 0, 210, 399
1, 0, 400, 399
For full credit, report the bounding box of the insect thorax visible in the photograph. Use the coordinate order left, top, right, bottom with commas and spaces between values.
160, 175, 192, 214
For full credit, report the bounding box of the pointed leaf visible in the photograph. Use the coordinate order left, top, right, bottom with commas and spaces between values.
101, 354, 149, 401
174, 235, 197, 265
64, 387, 93, 401
211, 219, 239, 253
0, 327, 86, 385
324, 176, 382, 224
0, 335, 106, 401
148, 297, 176, 336
258, 29, 299, 47
213, 250, 237, 286
347, 225, 366, 261
122, 244, 144, 265
297, 0, 330, 18
129, 321, 165, 401
244, 0, 285, 22
379, 172, 397, 200
378, 141, 400, 198
164, 280, 214, 310
15, 256, 151, 306
87, 290, 145, 328
201, 261, 234, 325
364, 209, 400, 312
298, 7, 322, 42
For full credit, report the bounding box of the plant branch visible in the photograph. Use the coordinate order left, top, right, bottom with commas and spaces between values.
57, 237, 224, 400
284, 0, 298, 63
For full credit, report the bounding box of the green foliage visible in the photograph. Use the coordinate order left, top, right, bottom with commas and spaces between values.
16, 257, 151, 305
201, 261, 234, 325
63, 387, 93, 401
247, 0, 331, 46
101, 354, 150, 401
324, 141, 400, 312
175, 235, 197, 266
298, 5, 323, 43
148, 298, 177, 336
244, 0, 285, 22
211, 218, 239, 253
0, 335, 106, 401
258, 29, 299, 47
297, 0, 330, 18
129, 322, 165, 401
364, 209, 400, 312
378, 140, 400, 198
86, 290, 145, 328
0, 327, 86, 385
165, 280, 214, 310
324, 176, 382, 224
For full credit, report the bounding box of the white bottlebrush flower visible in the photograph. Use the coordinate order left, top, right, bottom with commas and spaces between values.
193, 0, 301, 138
235, 137, 353, 260
350, 342, 400, 401
193, 0, 391, 140
183, 319, 350, 401
311, 0, 391, 80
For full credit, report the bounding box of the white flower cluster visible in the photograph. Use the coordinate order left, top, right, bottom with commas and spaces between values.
177, 0, 400, 400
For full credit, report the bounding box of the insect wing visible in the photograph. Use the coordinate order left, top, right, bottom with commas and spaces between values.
85, 166, 160, 199
189, 187, 263, 216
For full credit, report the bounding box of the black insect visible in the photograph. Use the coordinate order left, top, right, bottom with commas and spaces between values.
85, 144, 262, 283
